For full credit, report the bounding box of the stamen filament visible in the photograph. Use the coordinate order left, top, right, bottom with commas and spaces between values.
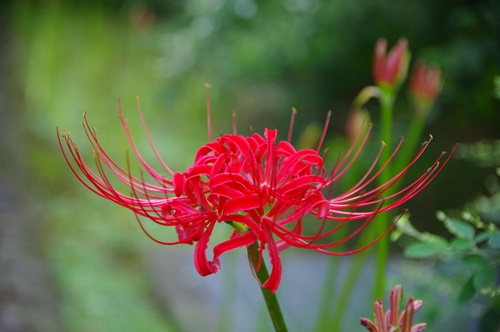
205, 83, 212, 142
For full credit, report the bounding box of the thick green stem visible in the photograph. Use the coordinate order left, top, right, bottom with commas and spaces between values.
373, 90, 394, 300
247, 243, 288, 332
380, 93, 394, 158
394, 112, 426, 174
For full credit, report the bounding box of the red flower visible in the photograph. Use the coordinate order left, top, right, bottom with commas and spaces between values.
373, 38, 409, 89
410, 61, 442, 111
58, 97, 455, 293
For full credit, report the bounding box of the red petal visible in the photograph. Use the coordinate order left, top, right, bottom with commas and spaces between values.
261, 226, 283, 293
223, 194, 261, 214
173, 172, 184, 197
193, 222, 218, 276
212, 232, 256, 263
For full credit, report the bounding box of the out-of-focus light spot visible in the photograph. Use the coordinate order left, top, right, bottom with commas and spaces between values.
283, 0, 320, 13
234, 0, 257, 19
283, 37, 308, 62
294, 16, 316, 36
456, 140, 500, 167
156, 33, 196, 78
192, 17, 215, 38
186, 0, 226, 16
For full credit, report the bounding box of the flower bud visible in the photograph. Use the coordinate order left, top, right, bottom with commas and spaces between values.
410, 61, 442, 115
373, 38, 410, 90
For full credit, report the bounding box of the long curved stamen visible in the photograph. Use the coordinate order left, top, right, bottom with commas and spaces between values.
316, 110, 332, 153
84, 115, 170, 196
135, 97, 175, 176
205, 83, 212, 142
287, 107, 297, 143
333, 136, 433, 206
325, 123, 374, 184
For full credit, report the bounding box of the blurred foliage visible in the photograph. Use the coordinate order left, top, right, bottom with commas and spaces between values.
11, 2, 183, 331
46, 192, 178, 331
3, 0, 500, 331
392, 76, 500, 331
395, 193, 500, 330
456, 139, 500, 168
495, 75, 500, 98
394, 162, 500, 331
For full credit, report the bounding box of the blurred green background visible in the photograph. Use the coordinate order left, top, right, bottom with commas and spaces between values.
0, 0, 499, 331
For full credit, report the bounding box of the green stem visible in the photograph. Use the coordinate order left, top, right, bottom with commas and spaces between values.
394, 112, 426, 174
373, 90, 394, 300
380, 92, 394, 158
247, 243, 288, 332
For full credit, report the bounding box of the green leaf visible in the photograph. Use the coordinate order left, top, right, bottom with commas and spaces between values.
475, 231, 493, 244
473, 266, 495, 290
390, 227, 403, 242
479, 305, 500, 332
487, 232, 500, 249
451, 238, 475, 251
404, 241, 448, 258
420, 234, 450, 248
458, 275, 476, 303
463, 254, 489, 271
444, 218, 475, 241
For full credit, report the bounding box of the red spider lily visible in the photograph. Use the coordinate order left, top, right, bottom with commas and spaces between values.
373, 38, 409, 89
360, 284, 426, 332
410, 61, 442, 112
58, 93, 455, 293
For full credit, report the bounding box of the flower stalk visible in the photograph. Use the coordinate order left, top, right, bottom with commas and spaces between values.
247, 242, 288, 332
374, 88, 395, 300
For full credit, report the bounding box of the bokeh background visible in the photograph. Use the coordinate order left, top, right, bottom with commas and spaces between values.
0, 0, 499, 331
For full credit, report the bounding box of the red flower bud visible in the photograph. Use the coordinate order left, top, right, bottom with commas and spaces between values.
373, 38, 409, 89
410, 61, 442, 111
